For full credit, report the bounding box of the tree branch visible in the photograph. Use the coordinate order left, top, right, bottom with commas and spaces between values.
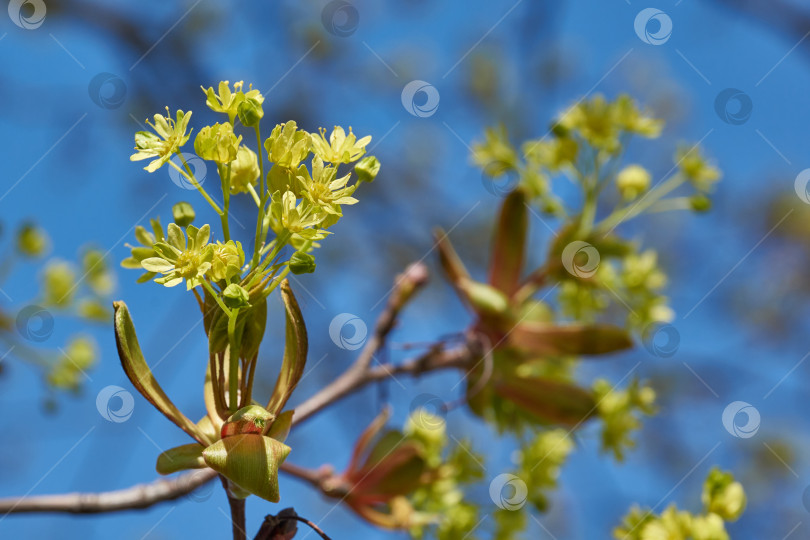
0, 262, 477, 517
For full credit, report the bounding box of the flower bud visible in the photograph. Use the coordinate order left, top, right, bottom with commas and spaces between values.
355, 156, 380, 183
690, 194, 712, 212
223, 283, 250, 309
194, 122, 241, 163
172, 201, 195, 227
229, 146, 260, 194
17, 223, 49, 257
221, 405, 275, 438
288, 251, 315, 275
237, 97, 264, 127
210, 241, 245, 282
616, 164, 651, 200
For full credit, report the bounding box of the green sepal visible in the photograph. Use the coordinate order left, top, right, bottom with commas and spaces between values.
266, 281, 307, 416
156, 443, 206, 475
266, 410, 294, 443
202, 434, 291, 503
113, 301, 206, 444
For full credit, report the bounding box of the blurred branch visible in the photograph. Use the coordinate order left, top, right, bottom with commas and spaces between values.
0, 262, 478, 516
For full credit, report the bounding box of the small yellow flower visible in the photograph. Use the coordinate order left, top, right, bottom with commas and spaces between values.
210, 240, 245, 282
310, 126, 371, 164
201, 80, 264, 124
141, 224, 214, 289
130, 108, 192, 173
616, 164, 651, 200
297, 156, 358, 215
195, 123, 242, 164
677, 146, 721, 192
229, 146, 260, 194
268, 191, 329, 241
264, 121, 310, 169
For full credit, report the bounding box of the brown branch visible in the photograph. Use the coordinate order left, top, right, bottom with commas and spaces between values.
0, 262, 477, 517
0, 469, 217, 514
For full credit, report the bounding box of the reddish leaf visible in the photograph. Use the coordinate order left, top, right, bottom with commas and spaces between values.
509, 322, 633, 356
489, 190, 528, 295
494, 376, 596, 426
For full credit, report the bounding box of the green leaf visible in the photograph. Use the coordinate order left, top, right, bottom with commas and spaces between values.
202, 434, 291, 503
489, 190, 528, 295
494, 376, 596, 426
509, 322, 633, 356
113, 301, 206, 443
156, 443, 206, 475
266, 281, 307, 416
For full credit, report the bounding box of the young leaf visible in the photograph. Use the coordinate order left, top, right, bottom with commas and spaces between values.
348, 408, 391, 473
509, 322, 633, 356
113, 301, 206, 444
494, 376, 596, 426
202, 434, 291, 503
434, 228, 471, 288
156, 443, 206, 475
489, 190, 528, 295
266, 281, 307, 416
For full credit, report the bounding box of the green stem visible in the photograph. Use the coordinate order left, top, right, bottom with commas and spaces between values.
171, 155, 223, 215
248, 231, 290, 288
598, 174, 686, 232
220, 164, 232, 242
201, 280, 233, 317
251, 126, 267, 269
227, 309, 240, 412
246, 184, 261, 207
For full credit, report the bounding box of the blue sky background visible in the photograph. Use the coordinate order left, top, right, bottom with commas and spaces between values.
2, 0, 810, 538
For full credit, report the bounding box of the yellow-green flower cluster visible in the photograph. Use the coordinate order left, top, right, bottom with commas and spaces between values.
558, 94, 663, 152
614, 469, 745, 540
594, 378, 656, 461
